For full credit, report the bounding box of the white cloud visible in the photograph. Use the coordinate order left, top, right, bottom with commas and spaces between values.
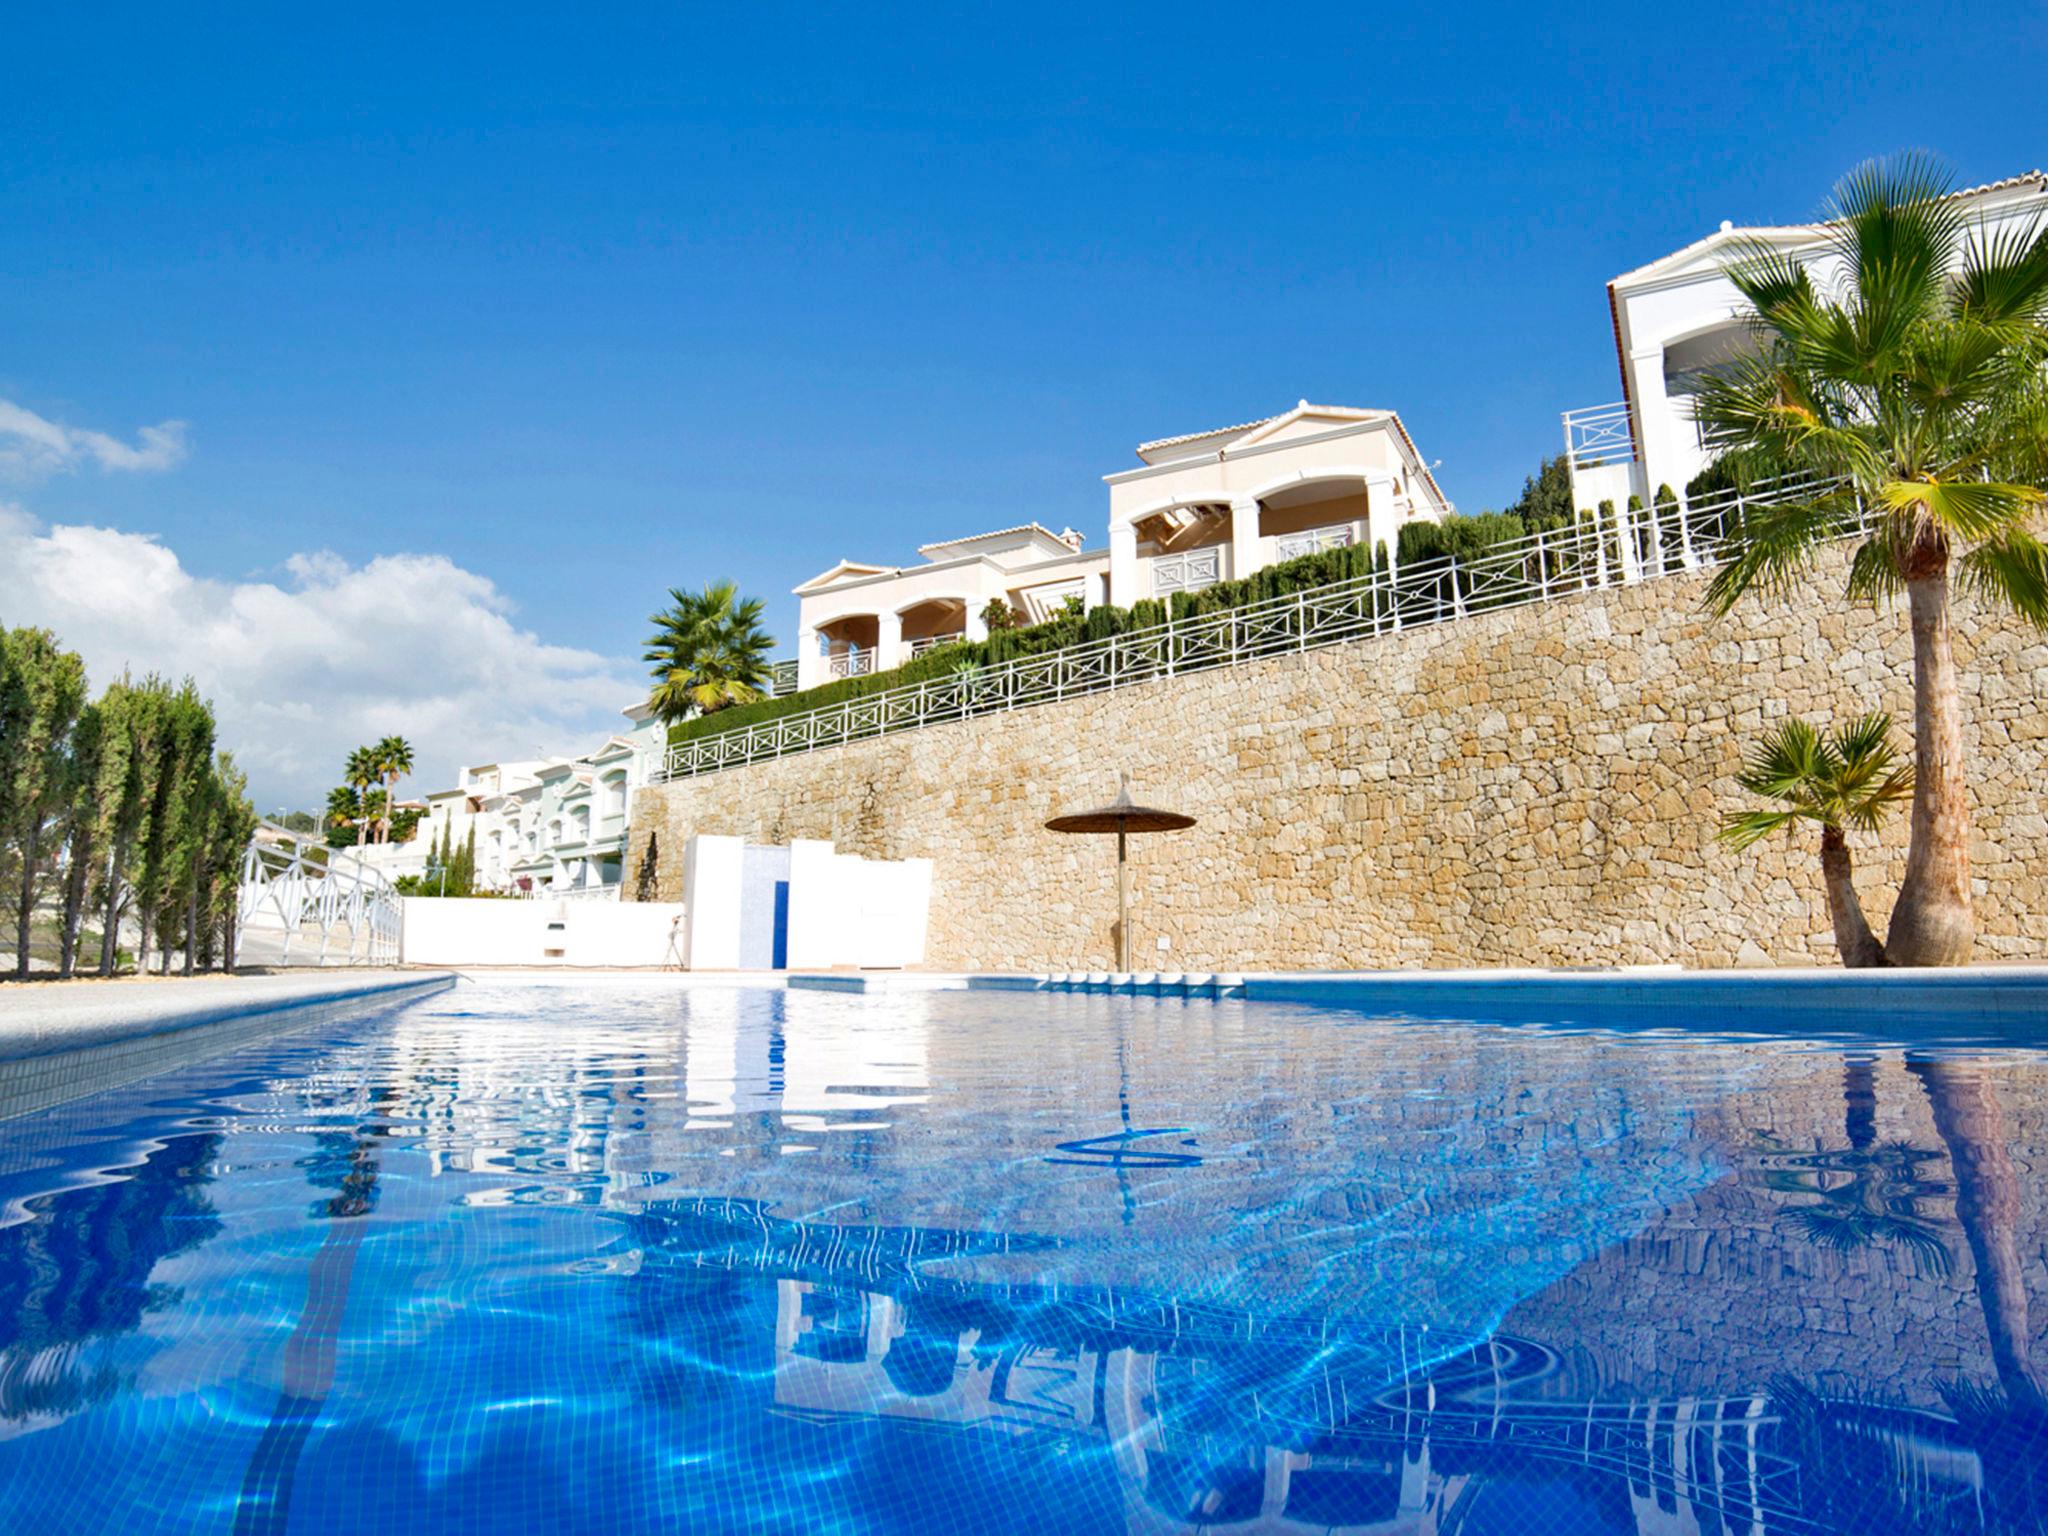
0, 504, 643, 810
0, 399, 189, 479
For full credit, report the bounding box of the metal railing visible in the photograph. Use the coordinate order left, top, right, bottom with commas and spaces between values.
826, 650, 875, 679
907, 633, 969, 658
1562, 400, 1638, 473
768, 658, 800, 696
233, 822, 401, 966
1274, 523, 1358, 561
1150, 546, 1224, 596
658, 476, 1844, 783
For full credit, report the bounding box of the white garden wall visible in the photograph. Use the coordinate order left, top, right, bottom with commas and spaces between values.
399, 897, 686, 969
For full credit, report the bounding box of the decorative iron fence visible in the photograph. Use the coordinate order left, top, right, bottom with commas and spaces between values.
233, 822, 402, 966
658, 476, 1846, 784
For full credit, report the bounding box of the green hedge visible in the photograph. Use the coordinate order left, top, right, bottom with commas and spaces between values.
666, 523, 1585, 749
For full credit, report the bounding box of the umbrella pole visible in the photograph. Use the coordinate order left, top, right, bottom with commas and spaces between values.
1117, 823, 1129, 971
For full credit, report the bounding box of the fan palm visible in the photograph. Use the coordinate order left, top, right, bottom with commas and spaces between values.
1693, 154, 2048, 965
642, 581, 776, 724
372, 735, 414, 843
1719, 713, 1913, 967
324, 784, 361, 834
343, 745, 381, 849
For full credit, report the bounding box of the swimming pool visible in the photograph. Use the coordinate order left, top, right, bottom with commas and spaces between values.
0, 975, 2044, 1533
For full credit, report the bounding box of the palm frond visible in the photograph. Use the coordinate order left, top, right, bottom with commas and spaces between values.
1956, 213, 2048, 324
1823, 153, 1962, 345
1877, 477, 2045, 542
1702, 494, 1845, 612
1718, 807, 1807, 850
1959, 529, 2048, 626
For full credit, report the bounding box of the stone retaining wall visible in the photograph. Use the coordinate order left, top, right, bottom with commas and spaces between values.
626, 547, 2048, 969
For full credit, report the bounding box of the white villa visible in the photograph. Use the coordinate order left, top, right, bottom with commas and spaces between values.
793, 402, 1452, 690
367, 699, 669, 897
1562, 169, 2048, 518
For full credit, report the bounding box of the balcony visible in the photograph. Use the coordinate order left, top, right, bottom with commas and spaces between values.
907, 632, 968, 659
1562, 401, 1638, 474
825, 650, 876, 680
1150, 546, 1223, 597
1274, 523, 1356, 561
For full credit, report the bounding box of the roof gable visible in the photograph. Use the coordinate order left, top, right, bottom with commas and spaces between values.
794, 560, 895, 595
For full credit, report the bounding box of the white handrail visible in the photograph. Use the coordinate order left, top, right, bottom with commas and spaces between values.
233, 822, 402, 966
658, 475, 1845, 783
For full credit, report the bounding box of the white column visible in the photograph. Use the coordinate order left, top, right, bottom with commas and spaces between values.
1229, 498, 1261, 581
1109, 521, 1140, 608
1364, 475, 1402, 575
795, 625, 820, 691
965, 599, 989, 642
874, 610, 903, 673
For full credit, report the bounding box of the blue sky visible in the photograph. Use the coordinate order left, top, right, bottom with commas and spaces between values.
1, 2, 2040, 804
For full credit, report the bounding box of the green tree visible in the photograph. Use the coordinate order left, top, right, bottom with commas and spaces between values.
642, 582, 776, 724
371, 735, 414, 843
343, 745, 380, 849
1719, 714, 1913, 968
1502, 452, 1575, 527
92, 676, 175, 977
54, 698, 119, 978
1692, 155, 2048, 965
0, 629, 88, 979
326, 784, 363, 835
132, 684, 215, 976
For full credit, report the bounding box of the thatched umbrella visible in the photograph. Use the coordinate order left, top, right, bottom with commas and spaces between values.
1045, 773, 1196, 970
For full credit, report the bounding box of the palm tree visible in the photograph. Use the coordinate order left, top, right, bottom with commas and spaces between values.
1908, 1055, 2048, 1417
343, 745, 380, 849
642, 581, 776, 725
324, 785, 360, 836
1719, 713, 1913, 967
1693, 155, 2048, 965
372, 735, 414, 843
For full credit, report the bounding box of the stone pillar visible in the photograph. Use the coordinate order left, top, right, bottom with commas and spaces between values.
1109, 520, 1140, 608
1229, 498, 1262, 582
874, 610, 903, 673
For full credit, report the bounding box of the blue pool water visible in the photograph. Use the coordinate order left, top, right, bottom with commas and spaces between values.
0, 978, 2045, 1534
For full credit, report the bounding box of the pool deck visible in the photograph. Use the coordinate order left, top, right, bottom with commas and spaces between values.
786, 964, 2048, 1028
0, 969, 455, 1061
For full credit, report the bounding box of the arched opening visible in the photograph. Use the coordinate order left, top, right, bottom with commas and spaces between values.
815, 614, 880, 677
1663, 320, 1762, 398
897, 597, 970, 658
1256, 477, 1370, 560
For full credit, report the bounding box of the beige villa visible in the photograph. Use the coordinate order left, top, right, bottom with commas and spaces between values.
792, 402, 1452, 689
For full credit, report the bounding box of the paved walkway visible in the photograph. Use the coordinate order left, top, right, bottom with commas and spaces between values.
0, 969, 452, 1061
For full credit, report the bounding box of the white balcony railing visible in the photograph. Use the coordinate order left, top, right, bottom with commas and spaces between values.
1274, 524, 1358, 561
658, 475, 1841, 784
908, 633, 969, 658
1562, 401, 1639, 474
1150, 546, 1224, 597
768, 658, 800, 696
826, 650, 875, 679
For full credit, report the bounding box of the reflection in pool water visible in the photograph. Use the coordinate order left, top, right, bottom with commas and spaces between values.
0, 980, 2042, 1533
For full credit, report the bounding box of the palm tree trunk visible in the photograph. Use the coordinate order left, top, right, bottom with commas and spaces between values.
1909, 1057, 2047, 1415
1819, 826, 1887, 967
1889, 558, 1974, 965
